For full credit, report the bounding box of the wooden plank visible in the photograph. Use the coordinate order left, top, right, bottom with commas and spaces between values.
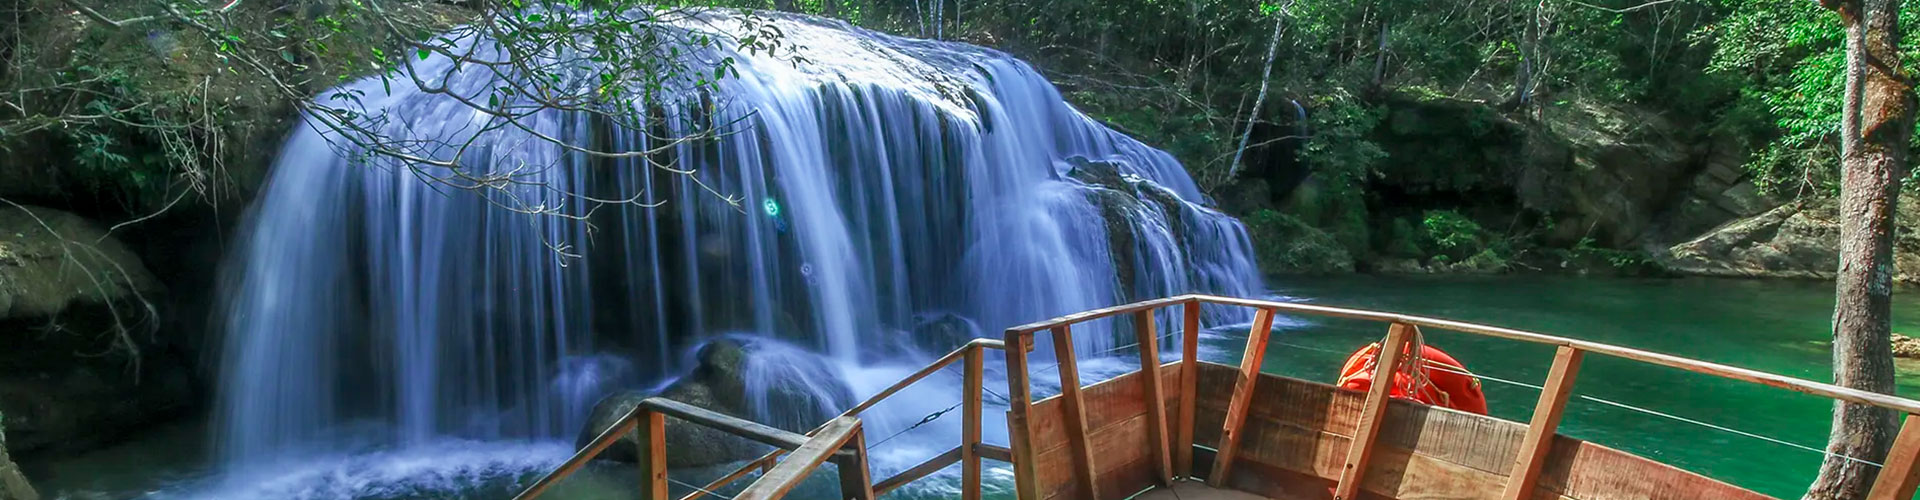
1868, 414, 1920, 500
1175, 299, 1202, 479
736, 417, 863, 500
1133, 309, 1174, 486
1007, 296, 1191, 335
1052, 325, 1101, 500
1033, 412, 1158, 500
1186, 294, 1920, 416
843, 338, 1004, 418
640, 410, 669, 500
1180, 360, 1768, 500
1501, 346, 1584, 500
835, 430, 875, 500
1004, 328, 1042, 500
680, 451, 784, 500
1207, 307, 1276, 487
1332, 322, 1417, 500
513, 404, 643, 500
641, 398, 826, 453
1535, 435, 1771, 500
1030, 371, 1153, 453
1871, 415, 1920, 500
977, 443, 1014, 463
963, 345, 985, 500
874, 446, 963, 496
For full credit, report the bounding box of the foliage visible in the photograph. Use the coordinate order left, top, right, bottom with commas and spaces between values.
1705, 0, 1920, 197
2, 0, 797, 222
1242, 209, 1355, 274
1420, 210, 1484, 258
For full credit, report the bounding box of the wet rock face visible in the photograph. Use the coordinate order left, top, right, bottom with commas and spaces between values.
1661, 201, 1920, 284
0, 205, 191, 455
575, 339, 848, 468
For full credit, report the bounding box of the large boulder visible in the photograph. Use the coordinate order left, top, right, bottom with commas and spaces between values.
1371, 93, 1758, 250
1661, 200, 1920, 284
0, 205, 191, 454
575, 339, 851, 468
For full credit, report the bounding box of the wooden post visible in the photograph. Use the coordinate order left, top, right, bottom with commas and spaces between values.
639, 409, 669, 500
1500, 346, 1584, 500
963, 344, 985, 500
1207, 307, 1276, 487
836, 429, 876, 500
1868, 414, 1920, 500
1175, 299, 1202, 479
1134, 309, 1174, 485
737, 417, 864, 500
1052, 325, 1101, 500
1332, 322, 1418, 500
1003, 329, 1042, 500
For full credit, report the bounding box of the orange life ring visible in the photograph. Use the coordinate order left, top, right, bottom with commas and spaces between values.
1336, 343, 1488, 415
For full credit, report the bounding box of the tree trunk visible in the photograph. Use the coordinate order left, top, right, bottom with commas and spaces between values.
1370, 14, 1389, 90
1226, 6, 1287, 180
1805, 0, 1916, 498
1511, 0, 1542, 109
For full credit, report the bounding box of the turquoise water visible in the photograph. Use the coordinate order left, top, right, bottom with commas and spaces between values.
1247, 275, 1920, 499
26, 276, 1920, 499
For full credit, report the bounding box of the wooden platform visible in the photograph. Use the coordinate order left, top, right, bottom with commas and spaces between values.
1134, 482, 1268, 500
523, 294, 1920, 500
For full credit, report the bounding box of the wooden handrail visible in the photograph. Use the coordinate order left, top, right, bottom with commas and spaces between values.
638, 398, 834, 453
841, 338, 1004, 418
874, 446, 963, 495
515, 403, 646, 500
1005, 295, 1192, 335
1332, 322, 1417, 500
679, 452, 784, 500
1002, 294, 1920, 416
736, 417, 864, 500
1001, 293, 1920, 500
1501, 346, 1584, 500
519, 339, 1004, 500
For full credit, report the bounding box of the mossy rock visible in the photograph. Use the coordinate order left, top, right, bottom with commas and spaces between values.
1242, 210, 1354, 274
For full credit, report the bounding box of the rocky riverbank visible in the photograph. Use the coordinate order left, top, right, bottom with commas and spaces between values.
1212, 90, 1914, 282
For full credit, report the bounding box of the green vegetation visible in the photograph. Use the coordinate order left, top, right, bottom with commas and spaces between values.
1708, 0, 1920, 197
902, 0, 1916, 274
1243, 209, 1355, 274
1, 0, 1912, 273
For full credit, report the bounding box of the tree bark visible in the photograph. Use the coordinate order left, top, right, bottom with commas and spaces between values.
1805, 0, 1916, 498
1226, 6, 1287, 180
1511, 0, 1542, 108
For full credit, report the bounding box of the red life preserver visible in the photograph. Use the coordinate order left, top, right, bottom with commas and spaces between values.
1336, 343, 1488, 415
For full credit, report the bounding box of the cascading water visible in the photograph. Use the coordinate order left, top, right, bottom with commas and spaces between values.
213, 8, 1262, 496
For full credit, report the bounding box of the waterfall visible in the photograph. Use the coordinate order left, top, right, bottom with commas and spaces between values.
214, 9, 1262, 470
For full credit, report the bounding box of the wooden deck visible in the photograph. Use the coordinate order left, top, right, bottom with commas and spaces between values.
1135, 482, 1268, 500
520, 294, 1920, 500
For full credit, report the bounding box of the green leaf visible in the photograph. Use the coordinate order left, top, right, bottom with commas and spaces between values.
418, 48, 431, 60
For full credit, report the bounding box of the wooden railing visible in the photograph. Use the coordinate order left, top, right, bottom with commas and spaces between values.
1000, 294, 1920, 500
514, 338, 1007, 500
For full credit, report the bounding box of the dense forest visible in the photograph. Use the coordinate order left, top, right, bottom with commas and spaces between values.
2, 0, 1917, 277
